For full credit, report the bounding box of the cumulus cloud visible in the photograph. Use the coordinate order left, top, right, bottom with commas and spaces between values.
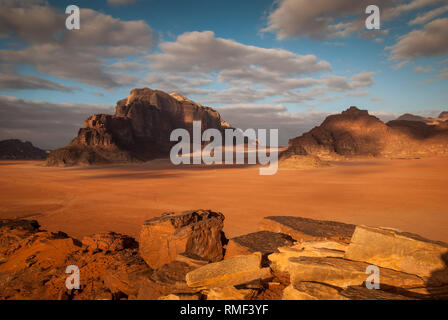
262, 0, 397, 40
0, 2, 155, 89
0, 95, 113, 149
262, 0, 445, 40
0, 73, 78, 92
408, 5, 448, 25
388, 18, 448, 61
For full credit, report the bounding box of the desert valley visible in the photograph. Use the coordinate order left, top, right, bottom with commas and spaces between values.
1, 0, 448, 304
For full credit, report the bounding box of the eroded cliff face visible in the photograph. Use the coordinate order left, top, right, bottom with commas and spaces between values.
282, 106, 448, 160
46, 88, 230, 166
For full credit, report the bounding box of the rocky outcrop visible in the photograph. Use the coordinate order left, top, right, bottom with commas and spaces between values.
440, 111, 448, 119
46, 88, 231, 166
345, 226, 448, 285
259, 216, 356, 244
2, 213, 448, 300
283, 106, 448, 161
0, 139, 47, 160
139, 209, 226, 269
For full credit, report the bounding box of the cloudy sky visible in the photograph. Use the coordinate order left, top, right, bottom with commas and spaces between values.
1, 0, 447, 148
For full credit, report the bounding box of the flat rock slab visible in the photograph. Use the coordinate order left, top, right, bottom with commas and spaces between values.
140, 209, 225, 269
289, 257, 425, 289
205, 286, 256, 300
224, 231, 294, 259
269, 244, 345, 273
259, 216, 356, 244
345, 225, 448, 285
282, 282, 346, 300
186, 252, 271, 289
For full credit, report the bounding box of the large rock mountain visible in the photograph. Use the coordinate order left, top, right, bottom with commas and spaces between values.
0, 139, 47, 160
282, 106, 448, 160
47, 88, 231, 166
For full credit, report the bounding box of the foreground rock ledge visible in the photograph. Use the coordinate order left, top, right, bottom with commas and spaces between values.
345, 225, 448, 285
139, 209, 226, 269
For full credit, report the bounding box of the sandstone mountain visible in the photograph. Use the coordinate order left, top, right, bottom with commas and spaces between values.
46, 88, 231, 166
396, 111, 448, 124
0, 139, 47, 160
282, 106, 448, 161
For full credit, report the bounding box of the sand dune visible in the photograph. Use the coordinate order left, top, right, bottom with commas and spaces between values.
1, 157, 447, 242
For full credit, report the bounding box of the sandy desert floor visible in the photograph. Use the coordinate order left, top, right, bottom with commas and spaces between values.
0, 157, 447, 243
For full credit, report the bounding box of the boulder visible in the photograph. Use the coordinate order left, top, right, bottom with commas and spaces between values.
224, 231, 294, 260
205, 286, 256, 300
345, 226, 448, 285
82, 232, 137, 252
289, 257, 425, 289
186, 252, 272, 289
259, 216, 355, 244
282, 282, 346, 300
139, 209, 226, 269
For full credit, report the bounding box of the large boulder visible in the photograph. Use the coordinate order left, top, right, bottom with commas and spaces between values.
186, 252, 271, 289
345, 226, 448, 285
288, 256, 425, 289
139, 209, 226, 269
259, 216, 355, 244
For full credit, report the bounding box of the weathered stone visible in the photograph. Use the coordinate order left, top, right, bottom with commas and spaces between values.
137, 261, 199, 300
340, 286, 413, 300
224, 231, 294, 260
205, 286, 256, 300
282, 282, 346, 300
289, 257, 425, 289
139, 209, 226, 269
345, 226, 448, 285
268, 242, 346, 273
186, 252, 272, 289
259, 216, 355, 244
175, 253, 209, 269
82, 232, 137, 252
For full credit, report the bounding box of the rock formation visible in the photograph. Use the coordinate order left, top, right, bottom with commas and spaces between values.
46, 88, 231, 166
282, 106, 448, 161
1, 212, 448, 300
0, 139, 47, 160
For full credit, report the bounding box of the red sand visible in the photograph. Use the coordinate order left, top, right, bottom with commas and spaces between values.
1, 158, 447, 242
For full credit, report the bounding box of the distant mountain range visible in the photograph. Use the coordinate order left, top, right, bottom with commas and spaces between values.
282, 106, 448, 161
0, 139, 47, 160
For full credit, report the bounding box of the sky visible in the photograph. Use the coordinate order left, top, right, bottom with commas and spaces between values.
0, 0, 447, 148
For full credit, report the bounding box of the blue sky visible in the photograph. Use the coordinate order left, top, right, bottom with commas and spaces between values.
1, 0, 448, 148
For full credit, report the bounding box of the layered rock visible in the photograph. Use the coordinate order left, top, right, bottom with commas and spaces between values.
345, 226, 448, 285
0, 139, 47, 160
224, 231, 294, 260
46, 88, 230, 166
288, 256, 426, 289
283, 106, 448, 161
259, 216, 355, 244
185, 252, 272, 289
139, 209, 226, 269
